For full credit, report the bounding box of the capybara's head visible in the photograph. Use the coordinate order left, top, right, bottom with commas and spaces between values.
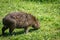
34, 21, 40, 29
32, 18, 40, 30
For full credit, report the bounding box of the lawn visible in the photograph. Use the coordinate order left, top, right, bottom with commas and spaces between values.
0, 0, 60, 40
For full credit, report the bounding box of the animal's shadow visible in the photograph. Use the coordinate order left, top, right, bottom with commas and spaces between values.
0, 29, 37, 37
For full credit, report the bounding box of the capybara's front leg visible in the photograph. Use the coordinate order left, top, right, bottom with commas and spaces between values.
2, 26, 8, 35
24, 27, 29, 34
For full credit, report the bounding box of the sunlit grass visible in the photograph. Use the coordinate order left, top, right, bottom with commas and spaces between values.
0, 0, 60, 40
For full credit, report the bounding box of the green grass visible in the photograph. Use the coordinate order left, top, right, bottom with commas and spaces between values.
0, 0, 60, 40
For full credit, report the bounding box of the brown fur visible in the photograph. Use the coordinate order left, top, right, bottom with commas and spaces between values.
2, 12, 40, 35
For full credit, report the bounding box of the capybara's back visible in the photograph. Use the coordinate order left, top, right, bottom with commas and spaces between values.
2, 12, 40, 35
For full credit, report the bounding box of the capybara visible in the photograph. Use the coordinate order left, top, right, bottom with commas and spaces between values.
2, 11, 40, 35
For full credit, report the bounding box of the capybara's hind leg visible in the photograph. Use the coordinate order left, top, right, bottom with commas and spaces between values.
9, 27, 15, 35
2, 26, 8, 35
